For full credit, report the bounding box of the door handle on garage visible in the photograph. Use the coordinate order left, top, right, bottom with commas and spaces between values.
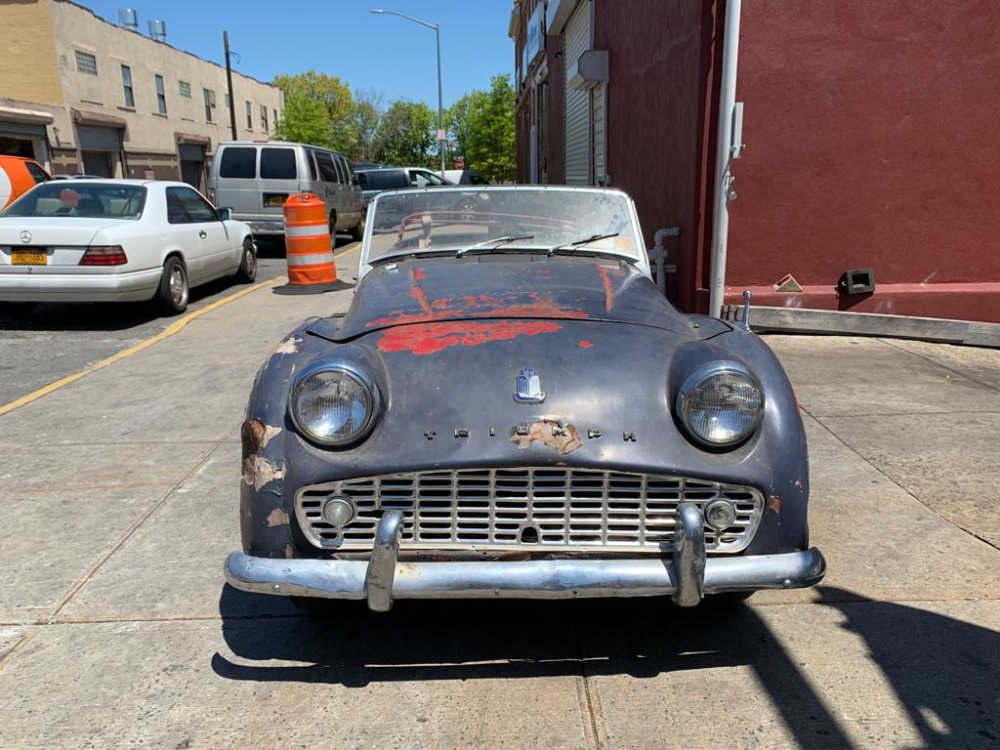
199, 230, 207, 238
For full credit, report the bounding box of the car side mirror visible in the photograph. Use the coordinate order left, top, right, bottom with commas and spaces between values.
217, 207, 232, 221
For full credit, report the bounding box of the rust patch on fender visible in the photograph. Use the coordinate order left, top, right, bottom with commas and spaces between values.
378, 320, 563, 356
244, 456, 286, 491
768, 495, 782, 513
266, 508, 290, 527
273, 337, 301, 355
510, 420, 583, 455
241, 420, 285, 490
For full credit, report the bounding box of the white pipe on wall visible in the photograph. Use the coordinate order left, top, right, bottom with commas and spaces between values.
708, 0, 743, 319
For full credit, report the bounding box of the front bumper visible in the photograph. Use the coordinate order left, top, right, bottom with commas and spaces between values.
224, 504, 826, 612
0, 267, 161, 302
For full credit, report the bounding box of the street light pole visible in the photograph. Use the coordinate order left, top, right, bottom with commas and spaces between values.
371, 9, 446, 177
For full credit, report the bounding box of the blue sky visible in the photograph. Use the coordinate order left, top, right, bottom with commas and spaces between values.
82, 1, 516, 109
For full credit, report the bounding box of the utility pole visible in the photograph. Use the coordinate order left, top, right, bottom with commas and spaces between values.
224, 31, 237, 141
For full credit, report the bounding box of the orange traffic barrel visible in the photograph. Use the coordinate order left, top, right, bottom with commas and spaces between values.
283, 193, 337, 285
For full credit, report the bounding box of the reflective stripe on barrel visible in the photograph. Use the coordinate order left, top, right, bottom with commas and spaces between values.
282, 192, 337, 285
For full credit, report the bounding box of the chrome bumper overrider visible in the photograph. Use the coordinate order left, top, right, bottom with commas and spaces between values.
224, 503, 826, 612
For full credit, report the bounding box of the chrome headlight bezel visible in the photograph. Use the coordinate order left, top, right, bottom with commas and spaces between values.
289, 362, 381, 448
675, 361, 765, 449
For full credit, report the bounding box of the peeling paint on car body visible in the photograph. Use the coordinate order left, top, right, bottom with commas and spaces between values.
510, 420, 584, 455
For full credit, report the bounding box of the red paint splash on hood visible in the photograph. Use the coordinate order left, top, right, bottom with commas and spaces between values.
378, 320, 563, 355
367, 291, 588, 328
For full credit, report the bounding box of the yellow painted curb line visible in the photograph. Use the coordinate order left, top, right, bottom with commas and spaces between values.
0, 277, 279, 418
0, 242, 361, 418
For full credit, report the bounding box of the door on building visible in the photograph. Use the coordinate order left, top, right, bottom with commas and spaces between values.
0, 120, 50, 167
178, 143, 206, 191
76, 125, 124, 178
82, 151, 115, 177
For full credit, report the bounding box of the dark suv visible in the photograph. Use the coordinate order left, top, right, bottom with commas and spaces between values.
355, 167, 451, 211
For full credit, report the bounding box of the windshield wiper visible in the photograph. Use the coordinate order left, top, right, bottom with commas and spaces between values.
547, 232, 620, 256
456, 234, 536, 257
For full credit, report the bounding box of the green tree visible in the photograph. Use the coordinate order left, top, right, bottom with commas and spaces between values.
446, 90, 487, 168
273, 91, 332, 147
345, 89, 385, 163
273, 71, 355, 151
374, 101, 435, 166
453, 74, 516, 182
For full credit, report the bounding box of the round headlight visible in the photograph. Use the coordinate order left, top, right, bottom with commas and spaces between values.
676, 363, 764, 448
291, 366, 379, 447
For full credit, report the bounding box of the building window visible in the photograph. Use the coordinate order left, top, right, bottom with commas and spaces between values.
75, 50, 98, 76
225, 93, 231, 109
121, 65, 135, 108
273, 108, 278, 128
179, 80, 191, 98
245, 101, 253, 130
155, 74, 167, 114
261, 104, 269, 132
203, 88, 215, 122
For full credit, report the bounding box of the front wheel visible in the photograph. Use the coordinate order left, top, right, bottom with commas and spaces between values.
236, 238, 257, 283
155, 256, 189, 315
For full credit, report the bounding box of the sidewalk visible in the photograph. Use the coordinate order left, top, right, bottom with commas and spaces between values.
0, 271, 997, 749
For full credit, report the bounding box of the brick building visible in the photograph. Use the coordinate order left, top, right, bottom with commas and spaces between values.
510, 0, 1000, 324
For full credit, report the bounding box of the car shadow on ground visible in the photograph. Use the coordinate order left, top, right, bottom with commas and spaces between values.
212, 584, 998, 746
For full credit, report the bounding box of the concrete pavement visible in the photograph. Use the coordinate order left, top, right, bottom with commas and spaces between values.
1, 261, 997, 749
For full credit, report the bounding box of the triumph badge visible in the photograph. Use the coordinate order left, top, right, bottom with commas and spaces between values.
514, 368, 545, 404
19, 230, 32, 244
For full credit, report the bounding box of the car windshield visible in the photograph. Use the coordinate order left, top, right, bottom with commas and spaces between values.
364, 186, 642, 264
0, 183, 146, 219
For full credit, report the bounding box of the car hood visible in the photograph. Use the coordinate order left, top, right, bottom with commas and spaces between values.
0, 216, 130, 246
310, 255, 728, 342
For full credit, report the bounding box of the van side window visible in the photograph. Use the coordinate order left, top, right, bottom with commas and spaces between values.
219, 147, 256, 178
314, 151, 340, 183
336, 155, 352, 183
306, 150, 318, 181
260, 148, 297, 179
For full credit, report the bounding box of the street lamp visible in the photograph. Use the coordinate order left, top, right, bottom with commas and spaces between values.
371, 8, 445, 178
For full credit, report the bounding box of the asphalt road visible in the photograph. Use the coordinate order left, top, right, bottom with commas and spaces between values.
0, 236, 357, 407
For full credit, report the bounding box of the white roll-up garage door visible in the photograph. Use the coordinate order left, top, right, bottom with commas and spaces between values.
563, 1, 590, 185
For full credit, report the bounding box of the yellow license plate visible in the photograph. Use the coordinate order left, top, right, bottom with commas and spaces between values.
12, 249, 47, 265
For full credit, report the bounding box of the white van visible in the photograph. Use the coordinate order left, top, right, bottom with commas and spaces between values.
207, 141, 365, 240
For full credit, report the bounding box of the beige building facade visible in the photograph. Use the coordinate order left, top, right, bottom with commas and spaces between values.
0, 0, 283, 190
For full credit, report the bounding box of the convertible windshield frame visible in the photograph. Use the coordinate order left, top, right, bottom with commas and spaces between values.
358, 185, 649, 281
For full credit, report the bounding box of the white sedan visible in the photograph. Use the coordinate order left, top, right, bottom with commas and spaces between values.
0, 179, 256, 315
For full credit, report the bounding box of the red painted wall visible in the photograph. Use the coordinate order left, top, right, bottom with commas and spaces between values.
596, 0, 721, 312
729, 0, 1000, 321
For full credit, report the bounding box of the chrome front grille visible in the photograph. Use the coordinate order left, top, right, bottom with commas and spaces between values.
295, 468, 763, 554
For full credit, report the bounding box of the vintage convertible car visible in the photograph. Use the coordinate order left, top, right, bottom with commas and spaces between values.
225, 185, 825, 612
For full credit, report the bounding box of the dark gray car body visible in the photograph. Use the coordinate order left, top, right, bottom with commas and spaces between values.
240, 256, 812, 561
228, 185, 824, 610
